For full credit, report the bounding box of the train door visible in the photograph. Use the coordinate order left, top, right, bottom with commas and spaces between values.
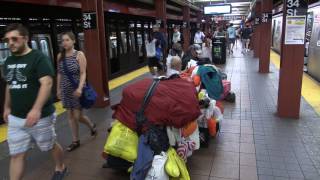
307, 7, 320, 81
305, 12, 314, 58
271, 19, 276, 47
31, 34, 54, 62
136, 21, 145, 64
0, 42, 10, 124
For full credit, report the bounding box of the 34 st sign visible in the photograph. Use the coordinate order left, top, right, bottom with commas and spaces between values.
286, 0, 308, 16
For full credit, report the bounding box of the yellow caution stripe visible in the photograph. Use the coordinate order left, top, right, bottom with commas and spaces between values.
270, 50, 320, 116
0, 66, 149, 143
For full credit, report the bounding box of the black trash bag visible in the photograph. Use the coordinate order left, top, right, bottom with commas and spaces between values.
224, 92, 236, 103
145, 125, 170, 155
103, 155, 132, 171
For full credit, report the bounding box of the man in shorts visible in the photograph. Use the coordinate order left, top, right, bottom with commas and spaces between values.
2, 23, 67, 180
227, 23, 236, 54
241, 24, 253, 53
147, 24, 166, 76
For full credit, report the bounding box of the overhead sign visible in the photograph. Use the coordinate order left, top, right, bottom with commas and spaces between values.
204, 4, 232, 15
284, 16, 306, 44
82, 12, 97, 30
261, 12, 272, 23
286, 0, 308, 16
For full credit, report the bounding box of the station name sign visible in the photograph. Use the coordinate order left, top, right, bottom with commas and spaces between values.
261, 12, 272, 23
83, 12, 97, 30
286, 0, 308, 16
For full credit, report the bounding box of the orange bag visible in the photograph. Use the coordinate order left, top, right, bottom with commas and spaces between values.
208, 118, 217, 137
216, 101, 224, 114
192, 75, 201, 86
182, 121, 198, 138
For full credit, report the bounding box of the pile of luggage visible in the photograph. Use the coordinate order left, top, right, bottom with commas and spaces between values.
101, 64, 234, 179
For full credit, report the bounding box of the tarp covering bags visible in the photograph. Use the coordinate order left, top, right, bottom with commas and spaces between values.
112, 78, 201, 131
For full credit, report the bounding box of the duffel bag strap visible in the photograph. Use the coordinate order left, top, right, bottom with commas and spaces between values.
136, 78, 160, 134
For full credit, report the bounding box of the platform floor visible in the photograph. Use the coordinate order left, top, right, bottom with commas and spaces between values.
1, 45, 320, 180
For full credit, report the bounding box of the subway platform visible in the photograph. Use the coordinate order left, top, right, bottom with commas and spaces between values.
1, 46, 320, 180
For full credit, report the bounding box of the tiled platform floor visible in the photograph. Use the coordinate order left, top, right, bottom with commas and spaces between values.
1, 45, 320, 180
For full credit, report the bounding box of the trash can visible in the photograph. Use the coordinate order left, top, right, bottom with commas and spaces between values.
212, 36, 226, 64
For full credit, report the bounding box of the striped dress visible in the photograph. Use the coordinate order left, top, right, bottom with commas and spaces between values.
58, 51, 81, 109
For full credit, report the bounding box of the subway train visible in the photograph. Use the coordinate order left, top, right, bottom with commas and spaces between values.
271, 2, 320, 81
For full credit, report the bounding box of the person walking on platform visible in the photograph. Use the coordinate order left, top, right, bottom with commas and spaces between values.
194, 28, 205, 46
145, 24, 166, 76
172, 26, 182, 44
227, 23, 236, 54
57, 32, 97, 152
2, 23, 67, 180
241, 24, 253, 53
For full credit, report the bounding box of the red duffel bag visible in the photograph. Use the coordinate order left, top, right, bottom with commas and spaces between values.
112, 78, 201, 131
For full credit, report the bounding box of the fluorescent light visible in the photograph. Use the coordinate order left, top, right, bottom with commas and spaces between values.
204, 4, 232, 15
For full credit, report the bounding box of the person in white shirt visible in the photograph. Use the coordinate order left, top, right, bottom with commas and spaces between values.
200, 37, 212, 62
194, 29, 205, 45
172, 26, 181, 44
227, 23, 236, 54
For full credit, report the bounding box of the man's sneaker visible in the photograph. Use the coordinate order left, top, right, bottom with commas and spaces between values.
51, 167, 68, 180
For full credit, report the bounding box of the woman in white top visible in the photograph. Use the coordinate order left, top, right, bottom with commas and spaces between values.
172, 26, 181, 44
194, 29, 205, 45
200, 37, 212, 62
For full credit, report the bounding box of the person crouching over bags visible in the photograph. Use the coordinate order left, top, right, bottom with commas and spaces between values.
56, 32, 97, 152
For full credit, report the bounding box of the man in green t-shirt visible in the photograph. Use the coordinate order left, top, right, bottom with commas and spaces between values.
2, 24, 67, 180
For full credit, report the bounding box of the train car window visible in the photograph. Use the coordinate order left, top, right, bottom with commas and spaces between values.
120, 32, 127, 54
109, 32, 118, 59
78, 33, 85, 51
137, 32, 143, 57
0, 43, 10, 64
40, 39, 50, 58
31, 40, 39, 50
0, 42, 10, 79
129, 31, 135, 52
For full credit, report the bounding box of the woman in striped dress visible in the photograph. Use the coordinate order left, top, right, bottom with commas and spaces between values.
57, 32, 97, 152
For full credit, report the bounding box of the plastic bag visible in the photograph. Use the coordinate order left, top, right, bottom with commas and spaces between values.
146, 39, 156, 57
104, 120, 139, 162
165, 148, 180, 178
168, 148, 190, 180
182, 121, 197, 138
208, 118, 217, 137
213, 106, 223, 122
166, 127, 181, 146
145, 152, 169, 180
185, 126, 200, 150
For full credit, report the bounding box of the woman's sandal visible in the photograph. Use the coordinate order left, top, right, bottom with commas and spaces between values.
67, 140, 80, 152
91, 123, 97, 136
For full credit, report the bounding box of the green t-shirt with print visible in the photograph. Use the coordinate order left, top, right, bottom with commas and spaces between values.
4, 50, 55, 119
